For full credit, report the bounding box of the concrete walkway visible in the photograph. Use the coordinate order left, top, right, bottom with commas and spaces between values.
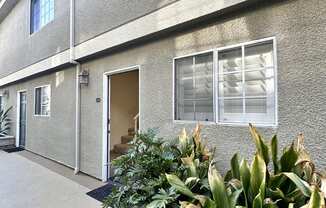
0, 150, 102, 208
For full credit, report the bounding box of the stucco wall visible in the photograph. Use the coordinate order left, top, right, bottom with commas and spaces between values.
0, 0, 70, 78
74, 0, 178, 44
79, 0, 326, 178
1, 0, 325, 180
0, 67, 76, 167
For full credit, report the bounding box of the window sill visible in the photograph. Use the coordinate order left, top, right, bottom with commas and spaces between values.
34, 115, 51, 118
173, 120, 277, 128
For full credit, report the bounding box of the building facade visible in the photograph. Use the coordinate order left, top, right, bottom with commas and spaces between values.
0, 0, 325, 181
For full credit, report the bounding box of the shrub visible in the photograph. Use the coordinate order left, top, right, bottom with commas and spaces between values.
167, 124, 326, 208
103, 125, 214, 208
0, 106, 12, 137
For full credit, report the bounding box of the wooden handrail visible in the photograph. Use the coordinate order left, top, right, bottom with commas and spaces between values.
134, 113, 139, 133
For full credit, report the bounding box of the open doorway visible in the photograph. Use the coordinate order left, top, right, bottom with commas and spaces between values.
102, 66, 139, 181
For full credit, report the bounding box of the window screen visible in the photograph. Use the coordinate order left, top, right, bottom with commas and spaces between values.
175, 52, 214, 121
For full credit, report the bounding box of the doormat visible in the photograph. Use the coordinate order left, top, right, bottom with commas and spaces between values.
86, 180, 117, 202
2, 147, 25, 153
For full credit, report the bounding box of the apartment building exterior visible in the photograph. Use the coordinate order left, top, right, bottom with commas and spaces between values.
0, 0, 325, 182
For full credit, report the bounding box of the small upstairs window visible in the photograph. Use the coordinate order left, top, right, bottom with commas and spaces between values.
31, 0, 54, 33
35, 85, 51, 116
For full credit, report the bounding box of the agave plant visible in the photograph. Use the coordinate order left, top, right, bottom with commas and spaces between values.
0, 106, 12, 137
166, 124, 326, 208
103, 125, 213, 208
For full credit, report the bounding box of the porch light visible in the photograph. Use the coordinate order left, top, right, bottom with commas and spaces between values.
79, 70, 89, 86
3, 89, 9, 98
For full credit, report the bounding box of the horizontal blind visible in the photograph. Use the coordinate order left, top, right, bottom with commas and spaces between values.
175, 52, 214, 121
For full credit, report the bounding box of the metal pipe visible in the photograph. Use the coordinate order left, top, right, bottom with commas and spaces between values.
70, 0, 80, 175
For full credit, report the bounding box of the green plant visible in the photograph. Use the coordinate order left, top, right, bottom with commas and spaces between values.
166, 124, 326, 208
103, 125, 213, 208
0, 106, 12, 137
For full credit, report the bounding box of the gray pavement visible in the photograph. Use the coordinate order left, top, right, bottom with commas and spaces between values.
0, 150, 102, 208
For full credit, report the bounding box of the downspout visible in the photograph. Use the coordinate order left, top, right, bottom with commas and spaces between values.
70, 0, 81, 175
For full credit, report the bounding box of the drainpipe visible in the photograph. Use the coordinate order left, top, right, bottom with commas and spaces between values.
70, 0, 81, 175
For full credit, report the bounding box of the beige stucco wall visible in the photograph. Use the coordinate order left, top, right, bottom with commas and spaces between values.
1, 0, 326, 180
0, 67, 76, 167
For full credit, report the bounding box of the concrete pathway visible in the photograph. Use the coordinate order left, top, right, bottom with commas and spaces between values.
0, 150, 102, 208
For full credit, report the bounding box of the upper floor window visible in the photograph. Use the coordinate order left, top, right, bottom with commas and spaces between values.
174, 38, 277, 126
31, 0, 54, 33
35, 85, 51, 116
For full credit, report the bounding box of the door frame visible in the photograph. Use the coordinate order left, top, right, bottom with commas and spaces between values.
16, 90, 27, 147
102, 65, 141, 182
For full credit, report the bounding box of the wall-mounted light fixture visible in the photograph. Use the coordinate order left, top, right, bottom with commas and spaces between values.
78, 69, 89, 86
3, 89, 9, 98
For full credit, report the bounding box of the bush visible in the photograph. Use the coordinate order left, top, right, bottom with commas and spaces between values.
103, 125, 214, 208
166, 124, 326, 208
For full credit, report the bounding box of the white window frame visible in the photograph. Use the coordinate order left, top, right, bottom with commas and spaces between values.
173, 37, 278, 127
34, 85, 51, 117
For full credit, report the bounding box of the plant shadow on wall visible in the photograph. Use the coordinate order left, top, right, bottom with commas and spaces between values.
0, 106, 12, 137
103, 124, 326, 208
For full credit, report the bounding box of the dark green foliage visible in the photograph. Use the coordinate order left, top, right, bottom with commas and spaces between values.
166, 125, 326, 208
0, 106, 12, 137
103, 125, 213, 208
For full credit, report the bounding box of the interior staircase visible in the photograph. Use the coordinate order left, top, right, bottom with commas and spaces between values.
110, 128, 135, 161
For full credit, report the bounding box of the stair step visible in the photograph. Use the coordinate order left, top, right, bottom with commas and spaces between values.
121, 135, 134, 144
114, 144, 131, 154
128, 128, 136, 136
110, 151, 122, 161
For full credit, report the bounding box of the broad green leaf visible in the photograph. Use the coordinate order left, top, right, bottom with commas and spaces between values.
252, 193, 263, 208
181, 152, 198, 177
288, 203, 294, 208
230, 189, 243, 207
231, 153, 240, 180
271, 135, 279, 174
306, 186, 324, 208
208, 163, 231, 208
146, 200, 167, 208
166, 174, 195, 198
280, 144, 298, 172
240, 159, 251, 206
283, 172, 311, 197
250, 154, 266, 198
249, 124, 270, 165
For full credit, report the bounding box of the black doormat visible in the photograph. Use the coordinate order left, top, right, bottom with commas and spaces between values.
86, 181, 117, 202
2, 147, 25, 153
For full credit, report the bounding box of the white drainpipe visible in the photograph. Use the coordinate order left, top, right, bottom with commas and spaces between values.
70, 0, 81, 175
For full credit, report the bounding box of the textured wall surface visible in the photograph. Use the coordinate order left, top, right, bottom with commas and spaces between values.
1, 0, 326, 179
0, 0, 70, 78
79, 0, 326, 177
1, 67, 76, 167
74, 0, 178, 44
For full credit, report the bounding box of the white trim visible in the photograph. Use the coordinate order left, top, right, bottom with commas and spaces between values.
102, 65, 140, 182
172, 37, 278, 127
0, 49, 71, 86
16, 89, 27, 147
33, 84, 51, 117
0, 0, 248, 86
